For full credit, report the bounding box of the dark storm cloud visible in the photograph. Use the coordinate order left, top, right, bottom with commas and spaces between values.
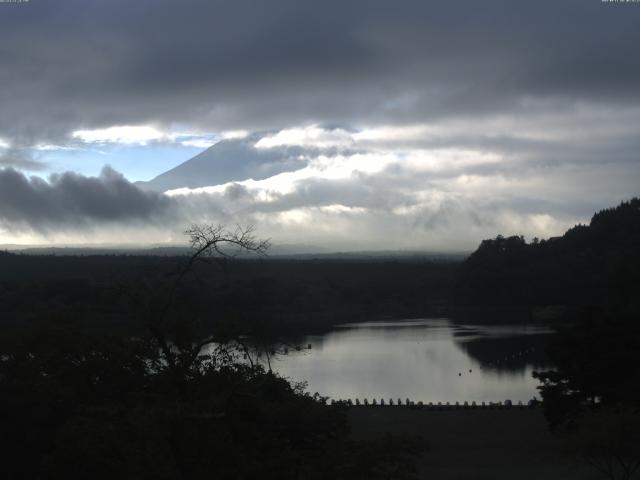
0, 149, 47, 171
0, 166, 172, 230
1, 0, 639, 144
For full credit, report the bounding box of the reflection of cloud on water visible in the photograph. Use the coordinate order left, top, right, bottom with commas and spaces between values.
423, 346, 441, 364
272, 318, 550, 402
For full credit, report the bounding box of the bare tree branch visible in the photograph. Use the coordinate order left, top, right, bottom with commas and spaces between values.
143, 223, 269, 373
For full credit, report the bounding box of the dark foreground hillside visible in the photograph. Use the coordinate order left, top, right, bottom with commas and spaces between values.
349, 408, 597, 480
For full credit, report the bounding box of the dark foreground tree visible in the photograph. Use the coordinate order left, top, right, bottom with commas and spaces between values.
566, 406, 640, 480
0, 224, 426, 479
534, 307, 640, 480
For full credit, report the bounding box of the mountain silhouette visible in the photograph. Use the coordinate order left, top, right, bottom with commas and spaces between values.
137, 135, 306, 192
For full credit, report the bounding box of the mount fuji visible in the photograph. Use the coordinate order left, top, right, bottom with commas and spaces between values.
137, 135, 306, 192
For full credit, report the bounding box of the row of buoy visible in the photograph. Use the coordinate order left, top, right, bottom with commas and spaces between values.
485, 347, 537, 367
329, 398, 540, 409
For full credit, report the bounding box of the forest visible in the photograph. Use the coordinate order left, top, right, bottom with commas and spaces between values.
455, 198, 640, 315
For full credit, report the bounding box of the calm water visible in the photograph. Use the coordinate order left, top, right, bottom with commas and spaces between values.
272, 318, 554, 403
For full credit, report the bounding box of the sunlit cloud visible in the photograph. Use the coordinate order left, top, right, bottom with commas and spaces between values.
69, 125, 221, 150
179, 138, 216, 148
33, 144, 84, 152
253, 108, 640, 155
72, 125, 167, 145
166, 151, 397, 198
254, 126, 354, 149
222, 130, 250, 140
352, 125, 433, 143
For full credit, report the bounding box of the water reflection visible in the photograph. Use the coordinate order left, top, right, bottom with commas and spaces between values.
272, 318, 553, 403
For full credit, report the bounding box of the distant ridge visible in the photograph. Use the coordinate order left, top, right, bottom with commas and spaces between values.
2, 244, 467, 261
136, 135, 305, 192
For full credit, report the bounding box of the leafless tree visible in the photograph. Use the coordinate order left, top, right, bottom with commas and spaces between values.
140, 224, 269, 373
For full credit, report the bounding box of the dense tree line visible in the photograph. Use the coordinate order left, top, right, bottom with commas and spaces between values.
455, 198, 640, 313
0, 255, 457, 334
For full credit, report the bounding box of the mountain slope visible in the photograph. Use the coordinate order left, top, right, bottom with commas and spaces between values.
137, 136, 305, 192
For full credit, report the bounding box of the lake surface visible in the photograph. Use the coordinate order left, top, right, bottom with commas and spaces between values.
272, 318, 554, 403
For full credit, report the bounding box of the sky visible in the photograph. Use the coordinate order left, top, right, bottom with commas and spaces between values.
0, 0, 639, 251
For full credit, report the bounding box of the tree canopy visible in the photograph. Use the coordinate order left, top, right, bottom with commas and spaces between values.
455, 198, 640, 313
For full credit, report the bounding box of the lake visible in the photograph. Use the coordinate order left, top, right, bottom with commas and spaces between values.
272, 318, 554, 404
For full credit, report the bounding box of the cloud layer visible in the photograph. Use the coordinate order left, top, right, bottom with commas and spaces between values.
0, 167, 171, 231
1, 1, 640, 145
2, 123, 637, 250
0, 1, 639, 249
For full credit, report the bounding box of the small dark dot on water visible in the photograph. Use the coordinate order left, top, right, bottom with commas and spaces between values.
458, 372, 461, 376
